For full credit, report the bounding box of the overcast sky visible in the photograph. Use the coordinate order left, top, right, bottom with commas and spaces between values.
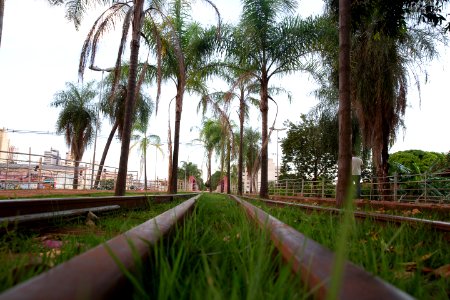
0, 0, 449, 181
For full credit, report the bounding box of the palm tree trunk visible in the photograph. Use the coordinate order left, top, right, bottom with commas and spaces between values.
94, 121, 119, 189
144, 150, 148, 190
381, 134, 390, 200
169, 87, 183, 193
167, 115, 173, 193
226, 141, 231, 194
0, 0, 4, 47
73, 160, 80, 190
336, 0, 352, 207
208, 150, 212, 192
238, 90, 244, 195
259, 75, 269, 199
115, 0, 144, 196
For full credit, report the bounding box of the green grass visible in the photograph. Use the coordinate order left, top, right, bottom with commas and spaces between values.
126, 193, 309, 300
0, 199, 184, 293
250, 200, 450, 300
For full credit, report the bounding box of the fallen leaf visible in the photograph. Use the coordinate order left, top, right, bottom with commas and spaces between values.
433, 264, 450, 278
400, 262, 417, 272
419, 252, 435, 262
394, 270, 414, 279
413, 241, 424, 249
412, 209, 421, 215
42, 240, 63, 249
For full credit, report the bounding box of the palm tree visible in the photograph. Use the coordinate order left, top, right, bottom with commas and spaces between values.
226, 0, 318, 198
0, 0, 4, 47
93, 65, 153, 189
336, 0, 352, 207
51, 81, 98, 189
199, 118, 222, 192
244, 126, 261, 194
131, 123, 161, 190
142, 0, 221, 194
72, 0, 155, 195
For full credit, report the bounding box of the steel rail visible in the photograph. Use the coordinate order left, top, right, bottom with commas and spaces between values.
231, 195, 413, 300
0, 194, 200, 300
0, 193, 198, 217
248, 197, 450, 232
270, 195, 450, 213
0, 205, 121, 225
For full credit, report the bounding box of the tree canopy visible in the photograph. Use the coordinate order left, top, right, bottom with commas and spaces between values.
280, 113, 338, 181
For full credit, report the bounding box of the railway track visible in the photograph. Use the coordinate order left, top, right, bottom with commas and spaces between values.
244, 196, 450, 232
1, 193, 421, 299
0, 193, 197, 226
269, 194, 450, 214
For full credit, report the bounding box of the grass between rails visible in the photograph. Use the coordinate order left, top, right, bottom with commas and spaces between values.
0, 198, 185, 293
125, 193, 308, 300
250, 199, 450, 300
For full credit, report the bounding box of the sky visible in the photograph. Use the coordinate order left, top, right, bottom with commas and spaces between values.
0, 0, 449, 182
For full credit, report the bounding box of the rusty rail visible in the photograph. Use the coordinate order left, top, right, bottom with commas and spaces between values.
230, 195, 413, 300
0, 194, 200, 300
269, 195, 450, 213
247, 197, 450, 232
0, 205, 121, 225
0, 193, 198, 217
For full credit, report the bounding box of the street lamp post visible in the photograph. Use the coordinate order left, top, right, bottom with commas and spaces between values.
270, 127, 286, 181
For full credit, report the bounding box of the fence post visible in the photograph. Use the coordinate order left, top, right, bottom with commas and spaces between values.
28, 148, 31, 189
301, 179, 304, 196
5, 155, 9, 188
424, 172, 428, 202
394, 173, 398, 202
322, 178, 325, 198
114, 168, 117, 190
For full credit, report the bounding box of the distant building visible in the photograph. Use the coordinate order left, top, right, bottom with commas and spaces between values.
0, 128, 9, 162
242, 158, 277, 194
64, 152, 74, 166
43, 148, 61, 165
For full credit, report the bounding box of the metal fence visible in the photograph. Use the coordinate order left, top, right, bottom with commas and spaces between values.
0, 150, 139, 191
268, 172, 450, 204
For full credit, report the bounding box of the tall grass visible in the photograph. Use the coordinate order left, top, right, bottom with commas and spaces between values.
251, 200, 450, 299
0, 199, 185, 293
125, 194, 309, 299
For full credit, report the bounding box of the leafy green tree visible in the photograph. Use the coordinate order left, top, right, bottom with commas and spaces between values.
225, 0, 318, 198
51, 81, 98, 189
388, 150, 448, 175
280, 114, 338, 182
177, 161, 203, 190
209, 170, 222, 191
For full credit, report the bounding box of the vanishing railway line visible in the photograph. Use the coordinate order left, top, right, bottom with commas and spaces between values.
1, 193, 448, 299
